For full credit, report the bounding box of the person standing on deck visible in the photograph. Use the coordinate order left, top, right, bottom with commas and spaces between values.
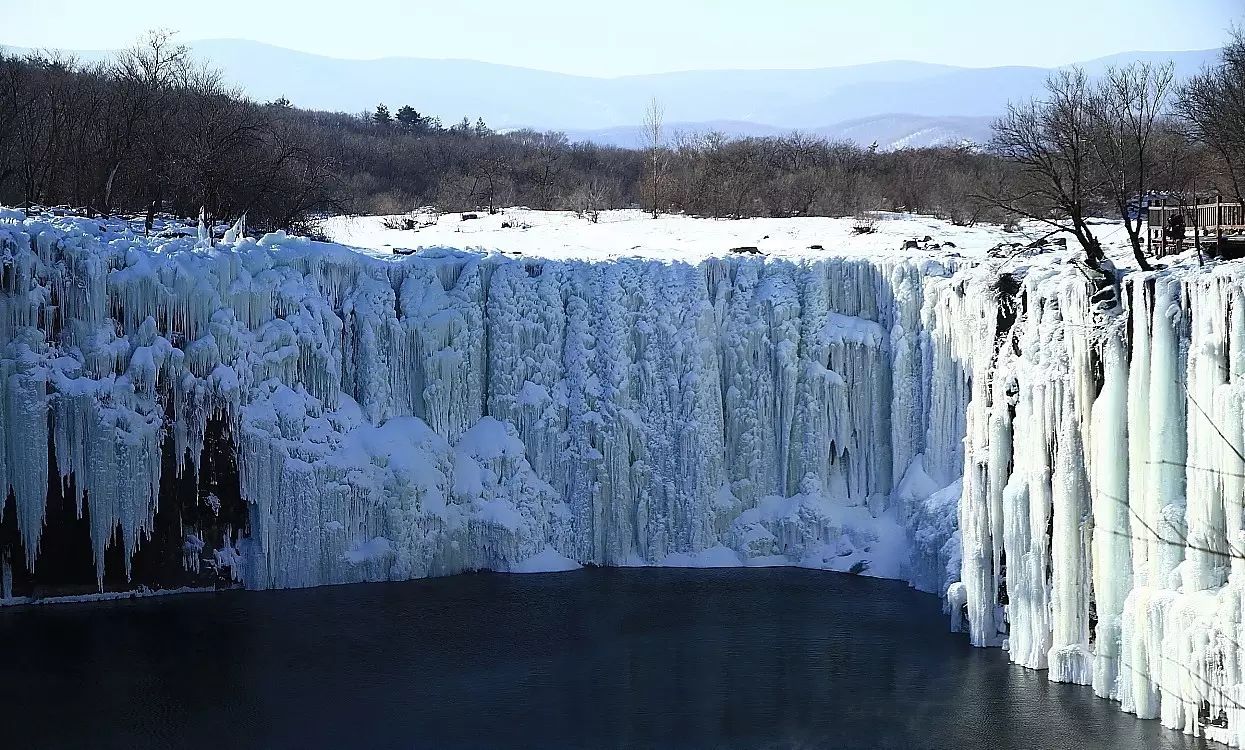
1168, 211, 1187, 254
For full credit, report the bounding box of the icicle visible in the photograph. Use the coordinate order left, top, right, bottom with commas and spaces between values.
222, 214, 245, 245
197, 207, 209, 247
1090, 333, 1131, 698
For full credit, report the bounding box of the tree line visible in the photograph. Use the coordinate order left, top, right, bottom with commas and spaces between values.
0, 32, 338, 232
0, 31, 1009, 232
0, 29, 1241, 253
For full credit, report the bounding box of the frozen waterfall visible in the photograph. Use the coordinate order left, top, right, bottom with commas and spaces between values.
5, 208, 1245, 744
0, 211, 969, 595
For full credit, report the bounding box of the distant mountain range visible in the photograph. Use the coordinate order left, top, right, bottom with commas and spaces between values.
1, 39, 1221, 150
560, 114, 998, 150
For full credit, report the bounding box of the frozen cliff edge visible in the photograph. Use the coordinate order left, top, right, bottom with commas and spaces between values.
956, 246, 1245, 745
0, 210, 970, 598
3, 208, 1243, 743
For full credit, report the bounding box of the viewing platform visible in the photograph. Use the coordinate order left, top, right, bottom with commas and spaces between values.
1148, 197, 1245, 257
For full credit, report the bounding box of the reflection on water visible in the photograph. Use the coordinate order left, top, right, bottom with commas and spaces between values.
0, 568, 1211, 749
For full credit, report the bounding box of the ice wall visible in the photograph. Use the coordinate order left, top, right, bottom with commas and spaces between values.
954, 253, 1245, 745
0, 212, 969, 596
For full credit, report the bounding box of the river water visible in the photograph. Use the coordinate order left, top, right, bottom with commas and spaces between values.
0, 568, 1209, 749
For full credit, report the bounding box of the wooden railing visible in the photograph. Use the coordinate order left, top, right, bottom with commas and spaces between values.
1148, 198, 1245, 256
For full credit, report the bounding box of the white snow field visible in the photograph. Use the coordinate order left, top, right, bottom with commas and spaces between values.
321, 208, 1010, 262
1, 205, 1242, 743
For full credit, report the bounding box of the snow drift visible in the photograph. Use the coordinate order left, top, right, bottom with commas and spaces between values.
2, 208, 1243, 743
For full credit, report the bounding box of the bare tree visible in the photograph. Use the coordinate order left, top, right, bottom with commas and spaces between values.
510, 129, 568, 210
1175, 29, 1245, 206
113, 30, 192, 222
1087, 62, 1175, 272
642, 97, 665, 218
571, 177, 611, 222
985, 68, 1108, 269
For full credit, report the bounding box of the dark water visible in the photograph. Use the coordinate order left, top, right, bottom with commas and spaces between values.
0, 568, 1209, 750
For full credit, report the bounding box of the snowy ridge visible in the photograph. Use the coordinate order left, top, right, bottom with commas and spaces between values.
7, 207, 1245, 743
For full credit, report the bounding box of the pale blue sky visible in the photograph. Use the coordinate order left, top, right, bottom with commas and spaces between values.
1, 0, 1240, 76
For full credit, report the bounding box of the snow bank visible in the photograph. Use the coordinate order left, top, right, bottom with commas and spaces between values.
321, 208, 1006, 263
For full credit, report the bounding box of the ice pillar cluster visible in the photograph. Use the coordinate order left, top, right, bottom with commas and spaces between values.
956, 258, 1245, 744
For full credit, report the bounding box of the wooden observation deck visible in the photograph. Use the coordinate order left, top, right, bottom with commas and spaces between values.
1148, 196, 1245, 257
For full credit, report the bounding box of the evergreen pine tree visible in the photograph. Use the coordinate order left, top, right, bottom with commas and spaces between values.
395, 105, 422, 131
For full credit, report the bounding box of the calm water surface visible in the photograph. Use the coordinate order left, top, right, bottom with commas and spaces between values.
0, 568, 1211, 749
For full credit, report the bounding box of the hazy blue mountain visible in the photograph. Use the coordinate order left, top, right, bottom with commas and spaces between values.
560, 121, 787, 149
766, 48, 1218, 128
185, 41, 972, 129
562, 113, 996, 150
1, 39, 1221, 149
812, 114, 996, 149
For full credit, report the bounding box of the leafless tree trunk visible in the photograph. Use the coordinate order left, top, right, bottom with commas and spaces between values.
983, 68, 1107, 269
1087, 62, 1175, 272
114, 30, 193, 221
642, 98, 665, 218
1175, 29, 1245, 207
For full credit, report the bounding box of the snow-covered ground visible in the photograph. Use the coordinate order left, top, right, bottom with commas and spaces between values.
322, 208, 1020, 262
3, 204, 1244, 745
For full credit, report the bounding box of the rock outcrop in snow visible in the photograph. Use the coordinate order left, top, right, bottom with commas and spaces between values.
6, 208, 1245, 744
